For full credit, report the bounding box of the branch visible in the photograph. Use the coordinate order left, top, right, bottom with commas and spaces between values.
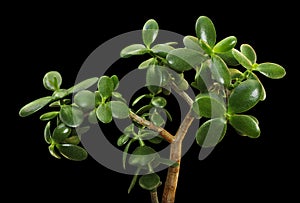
129, 111, 175, 143
170, 82, 194, 107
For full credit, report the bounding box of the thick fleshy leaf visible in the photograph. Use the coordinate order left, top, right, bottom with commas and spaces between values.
52, 123, 71, 143
109, 101, 129, 119
138, 58, 156, 69
19, 96, 53, 117
123, 139, 136, 169
183, 35, 203, 52
128, 168, 140, 194
172, 72, 189, 91
110, 75, 119, 90
213, 36, 237, 53
199, 39, 212, 55
44, 121, 52, 144
142, 19, 159, 48
192, 60, 213, 92
216, 50, 239, 66
249, 72, 266, 101
67, 77, 98, 94
256, 62, 286, 79
211, 55, 231, 87
74, 90, 95, 110
96, 103, 112, 123
229, 68, 243, 80
120, 44, 149, 58
232, 49, 253, 70
40, 111, 59, 121
192, 93, 226, 118
88, 110, 98, 124
229, 114, 260, 138
132, 94, 151, 106
150, 110, 165, 127
166, 48, 206, 72
228, 79, 262, 114
128, 146, 159, 168
151, 44, 174, 57
151, 96, 167, 108
59, 105, 84, 127
195, 16, 216, 47
56, 144, 88, 161
52, 89, 68, 100
139, 173, 160, 191
64, 135, 81, 145
97, 76, 114, 100
240, 44, 257, 64
43, 71, 62, 91
146, 65, 163, 94
117, 134, 130, 146
196, 117, 227, 147
49, 144, 61, 159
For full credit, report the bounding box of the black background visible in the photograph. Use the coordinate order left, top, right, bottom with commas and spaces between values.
8, 2, 298, 202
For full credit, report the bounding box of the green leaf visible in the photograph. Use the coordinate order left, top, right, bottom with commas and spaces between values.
166, 48, 206, 72
199, 39, 212, 55
249, 72, 266, 101
196, 117, 227, 147
228, 79, 263, 114
52, 89, 68, 100
232, 49, 253, 70
192, 93, 226, 118
120, 44, 149, 58
138, 58, 156, 69
96, 103, 112, 123
67, 77, 98, 94
109, 101, 129, 119
211, 55, 231, 87
132, 94, 150, 106
142, 19, 159, 48
43, 71, 62, 91
49, 144, 61, 159
19, 96, 53, 117
74, 90, 95, 110
110, 75, 119, 90
255, 62, 286, 79
97, 76, 114, 100
123, 138, 136, 169
139, 173, 160, 191
59, 105, 84, 127
229, 114, 260, 138
216, 50, 240, 66
240, 44, 257, 64
229, 68, 243, 80
195, 16, 216, 47
151, 44, 174, 57
192, 60, 213, 92
64, 135, 81, 145
52, 123, 71, 143
128, 168, 140, 194
39, 111, 59, 121
151, 96, 167, 108
56, 144, 88, 161
117, 134, 130, 146
88, 110, 98, 124
44, 121, 52, 144
146, 65, 163, 94
183, 35, 204, 52
128, 146, 159, 168
213, 36, 237, 53
150, 110, 165, 127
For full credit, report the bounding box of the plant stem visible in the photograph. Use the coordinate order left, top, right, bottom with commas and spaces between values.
150, 190, 159, 203
162, 109, 195, 203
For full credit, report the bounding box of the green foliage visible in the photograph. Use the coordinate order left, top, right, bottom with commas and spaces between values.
19, 15, 286, 201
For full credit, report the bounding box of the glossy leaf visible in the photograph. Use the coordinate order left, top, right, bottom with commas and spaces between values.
183, 35, 203, 52
229, 68, 243, 80
67, 77, 98, 94
44, 121, 52, 144
196, 117, 227, 147
117, 134, 130, 146
138, 58, 156, 69
195, 16, 216, 47
142, 19, 159, 48
19, 96, 53, 117
150, 110, 165, 127
151, 44, 174, 57
128, 168, 140, 194
151, 96, 167, 108
56, 144, 88, 161
240, 44, 257, 64
228, 79, 262, 114
110, 75, 119, 90
132, 94, 150, 106
40, 111, 59, 121
123, 138, 137, 169
74, 90, 95, 110
211, 55, 231, 87
88, 110, 98, 124
109, 101, 129, 119
216, 50, 239, 66
97, 76, 114, 100
64, 135, 81, 145
199, 39, 212, 55
120, 44, 149, 58
128, 146, 159, 168
43, 71, 62, 91
96, 103, 112, 123
213, 36, 237, 53
192, 93, 226, 118
192, 60, 213, 92
52, 123, 71, 143
146, 66, 163, 94
166, 48, 206, 72
249, 72, 266, 101
232, 49, 253, 70
59, 105, 84, 127
256, 62, 286, 79
229, 114, 260, 138
139, 173, 160, 191
49, 144, 61, 159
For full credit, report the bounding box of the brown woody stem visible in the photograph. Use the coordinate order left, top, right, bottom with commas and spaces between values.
150, 190, 159, 203
129, 111, 175, 143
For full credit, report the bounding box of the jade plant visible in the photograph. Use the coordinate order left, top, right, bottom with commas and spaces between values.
19, 16, 286, 203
